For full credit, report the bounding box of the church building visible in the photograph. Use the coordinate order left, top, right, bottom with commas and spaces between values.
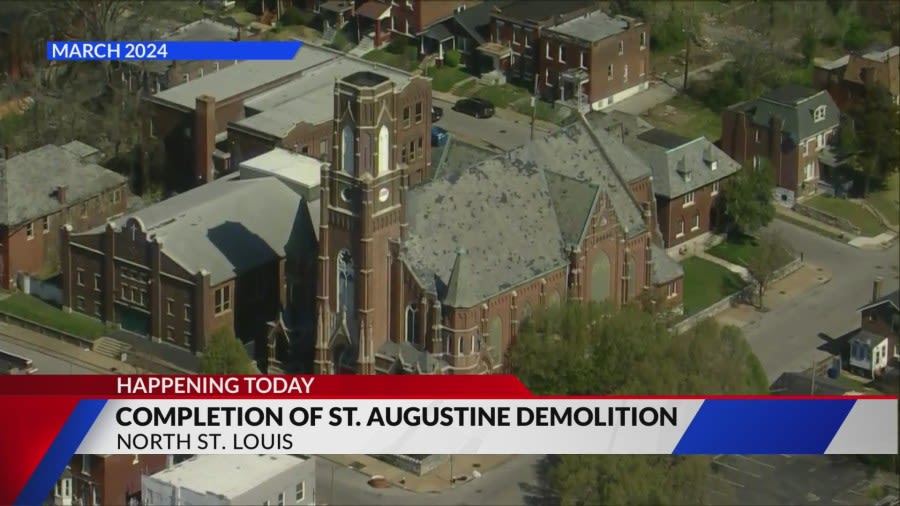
312, 71, 683, 375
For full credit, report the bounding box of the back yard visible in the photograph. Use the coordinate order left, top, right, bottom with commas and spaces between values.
680, 256, 746, 316
642, 95, 722, 142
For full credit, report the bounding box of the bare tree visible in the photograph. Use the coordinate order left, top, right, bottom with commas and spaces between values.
745, 231, 794, 311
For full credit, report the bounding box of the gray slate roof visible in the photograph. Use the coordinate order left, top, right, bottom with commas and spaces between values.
547, 11, 630, 43
377, 341, 448, 374
0, 144, 126, 226
729, 85, 840, 145
629, 129, 741, 198
453, 1, 510, 45
402, 116, 650, 307
432, 136, 498, 180
650, 244, 683, 284
77, 176, 315, 285
859, 289, 900, 312
494, 0, 596, 24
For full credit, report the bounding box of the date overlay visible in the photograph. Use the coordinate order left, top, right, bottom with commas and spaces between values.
46, 41, 303, 61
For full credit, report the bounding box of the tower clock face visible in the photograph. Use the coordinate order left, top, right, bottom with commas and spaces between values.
378, 188, 390, 202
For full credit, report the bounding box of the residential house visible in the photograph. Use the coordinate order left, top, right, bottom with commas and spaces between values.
488, 0, 599, 83
118, 19, 245, 95
720, 85, 841, 202
813, 46, 900, 112
310, 70, 682, 375
49, 454, 169, 506
355, 0, 478, 55
144, 43, 432, 191
540, 11, 650, 111
849, 277, 900, 379
445, 1, 511, 71
60, 173, 317, 355
0, 142, 128, 289
142, 455, 315, 506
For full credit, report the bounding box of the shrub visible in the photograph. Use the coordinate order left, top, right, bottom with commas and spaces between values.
387, 36, 409, 55
280, 6, 313, 26
444, 49, 461, 67
651, 9, 689, 51
328, 31, 349, 51
843, 17, 871, 50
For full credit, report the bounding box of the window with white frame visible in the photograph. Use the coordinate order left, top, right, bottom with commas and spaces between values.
579, 50, 585, 68
295, 482, 305, 502
804, 162, 815, 180
752, 155, 760, 169
42, 216, 50, 233
512, 27, 519, 45
545, 41, 551, 59
817, 133, 825, 150
182, 73, 189, 83
677, 219, 685, 237
607, 64, 613, 80
667, 282, 677, 298
26, 222, 34, 239
712, 181, 720, 195
640, 32, 647, 49
639, 60, 645, 76
623, 64, 628, 82
544, 68, 549, 85
683, 191, 695, 206
813, 105, 826, 122
802, 140, 810, 156
524, 31, 531, 47
214, 285, 232, 314
692, 213, 700, 231
755, 130, 760, 143
558, 45, 566, 63
405, 19, 410, 34
618, 40, 624, 55
278, 492, 285, 506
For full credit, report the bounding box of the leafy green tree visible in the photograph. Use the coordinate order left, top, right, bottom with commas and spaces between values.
799, 25, 819, 65
201, 326, 257, 374
721, 161, 777, 236
744, 231, 794, 310
509, 305, 768, 505
847, 83, 900, 196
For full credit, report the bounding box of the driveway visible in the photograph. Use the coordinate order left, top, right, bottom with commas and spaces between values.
743, 219, 900, 380
432, 97, 546, 152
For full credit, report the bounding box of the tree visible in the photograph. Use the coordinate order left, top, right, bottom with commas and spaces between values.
509, 305, 768, 505
744, 231, 794, 310
721, 161, 777, 236
201, 326, 258, 374
799, 25, 819, 65
847, 83, 900, 196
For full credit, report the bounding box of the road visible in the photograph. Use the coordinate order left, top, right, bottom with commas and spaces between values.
0, 333, 94, 374
432, 98, 543, 152
746, 219, 900, 380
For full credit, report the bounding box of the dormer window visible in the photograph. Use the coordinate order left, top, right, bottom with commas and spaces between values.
813, 105, 826, 122
710, 161, 718, 171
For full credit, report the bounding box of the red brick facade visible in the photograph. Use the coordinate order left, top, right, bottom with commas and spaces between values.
656, 180, 725, 249
54, 454, 168, 506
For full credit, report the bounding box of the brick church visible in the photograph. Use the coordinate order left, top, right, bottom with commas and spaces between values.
312, 71, 683, 375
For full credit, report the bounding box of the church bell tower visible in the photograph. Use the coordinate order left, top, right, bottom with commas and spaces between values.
314, 71, 408, 374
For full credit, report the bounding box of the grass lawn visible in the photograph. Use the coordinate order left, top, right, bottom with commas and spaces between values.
426, 66, 472, 93
226, 9, 257, 25
466, 84, 530, 108
707, 233, 795, 268
0, 293, 106, 340
363, 47, 420, 72
267, 25, 321, 42
510, 98, 566, 125
866, 172, 900, 227
642, 95, 722, 143
806, 195, 885, 237
454, 79, 478, 96
680, 256, 746, 316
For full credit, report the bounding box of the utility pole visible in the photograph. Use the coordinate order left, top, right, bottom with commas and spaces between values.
449, 455, 455, 487
810, 358, 817, 395
530, 73, 538, 141
682, 12, 693, 92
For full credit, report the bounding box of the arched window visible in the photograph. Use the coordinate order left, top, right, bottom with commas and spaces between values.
489, 317, 503, 363
341, 125, 355, 174
591, 251, 611, 302
336, 250, 355, 314
333, 344, 349, 374
405, 305, 417, 344
457, 336, 463, 355
627, 255, 637, 298
376, 125, 390, 176
471, 335, 478, 354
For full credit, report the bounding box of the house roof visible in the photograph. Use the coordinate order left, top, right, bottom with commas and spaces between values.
546, 11, 631, 43
493, 0, 597, 25
376, 340, 448, 373
858, 289, 900, 313
60, 140, 101, 161
355, 1, 391, 20
850, 328, 889, 345
402, 116, 650, 306
76, 176, 315, 286
147, 455, 308, 500
728, 85, 841, 145
431, 135, 498, 180
629, 129, 741, 198
0, 144, 126, 227
650, 244, 683, 284
454, 1, 509, 45
844, 46, 900, 95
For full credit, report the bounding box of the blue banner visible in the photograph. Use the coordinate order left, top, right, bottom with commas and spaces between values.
46, 41, 304, 61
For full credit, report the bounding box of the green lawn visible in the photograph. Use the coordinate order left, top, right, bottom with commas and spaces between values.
0, 293, 106, 340
643, 95, 722, 143
466, 84, 530, 108
510, 98, 565, 125
426, 66, 472, 93
363, 47, 420, 72
866, 172, 900, 226
806, 195, 885, 237
680, 257, 746, 316
454, 79, 478, 96
707, 233, 795, 269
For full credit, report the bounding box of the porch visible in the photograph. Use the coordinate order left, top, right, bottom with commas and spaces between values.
319, 0, 355, 30
355, 1, 392, 47
557, 67, 591, 113
476, 42, 512, 74
420, 24, 455, 62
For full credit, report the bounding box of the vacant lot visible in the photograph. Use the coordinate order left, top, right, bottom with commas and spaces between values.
643, 95, 722, 142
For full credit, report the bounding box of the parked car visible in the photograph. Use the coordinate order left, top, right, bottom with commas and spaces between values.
431, 126, 449, 147
453, 97, 494, 119
432, 106, 443, 122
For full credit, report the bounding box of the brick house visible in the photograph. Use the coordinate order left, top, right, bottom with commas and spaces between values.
813, 46, 900, 112
355, 0, 478, 53
720, 85, 840, 201
144, 43, 432, 192
311, 70, 682, 375
488, 0, 599, 83
0, 142, 127, 289
540, 11, 650, 111
60, 174, 317, 354
849, 277, 900, 379
49, 454, 169, 506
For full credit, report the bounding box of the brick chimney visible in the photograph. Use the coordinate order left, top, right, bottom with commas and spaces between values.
194, 95, 217, 185
873, 277, 883, 303
56, 185, 67, 205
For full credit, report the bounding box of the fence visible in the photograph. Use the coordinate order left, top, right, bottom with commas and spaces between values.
770, 257, 803, 284
16, 273, 63, 306
0, 310, 94, 349
793, 203, 861, 236
670, 291, 742, 334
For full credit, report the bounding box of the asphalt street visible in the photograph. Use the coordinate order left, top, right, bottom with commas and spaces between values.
745, 219, 900, 380
432, 98, 543, 152
0, 333, 94, 374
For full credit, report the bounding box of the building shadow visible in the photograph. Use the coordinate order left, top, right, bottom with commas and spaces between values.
817, 330, 856, 365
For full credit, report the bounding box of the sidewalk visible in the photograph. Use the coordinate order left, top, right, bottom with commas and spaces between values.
696, 251, 750, 280
320, 454, 514, 493
0, 321, 139, 374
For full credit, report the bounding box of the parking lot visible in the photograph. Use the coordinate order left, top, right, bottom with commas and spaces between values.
706, 455, 895, 505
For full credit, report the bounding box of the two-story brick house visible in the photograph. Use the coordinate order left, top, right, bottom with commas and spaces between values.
48, 454, 169, 506
849, 277, 900, 379
720, 85, 841, 201
813, 46, 900, 112
355, 0, 478, 54
540, 11, 650, 111
310, 70, 682, 375
0, 142, 127, 289
61, 174, 317, 354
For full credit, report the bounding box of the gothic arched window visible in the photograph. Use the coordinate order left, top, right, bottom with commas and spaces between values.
377, 125, 390, 176
336, 250, 355, 314
489, 317, 503, 363
341, 125, 355, 175
591, 252, 611, 302
405, 305, 417, 344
